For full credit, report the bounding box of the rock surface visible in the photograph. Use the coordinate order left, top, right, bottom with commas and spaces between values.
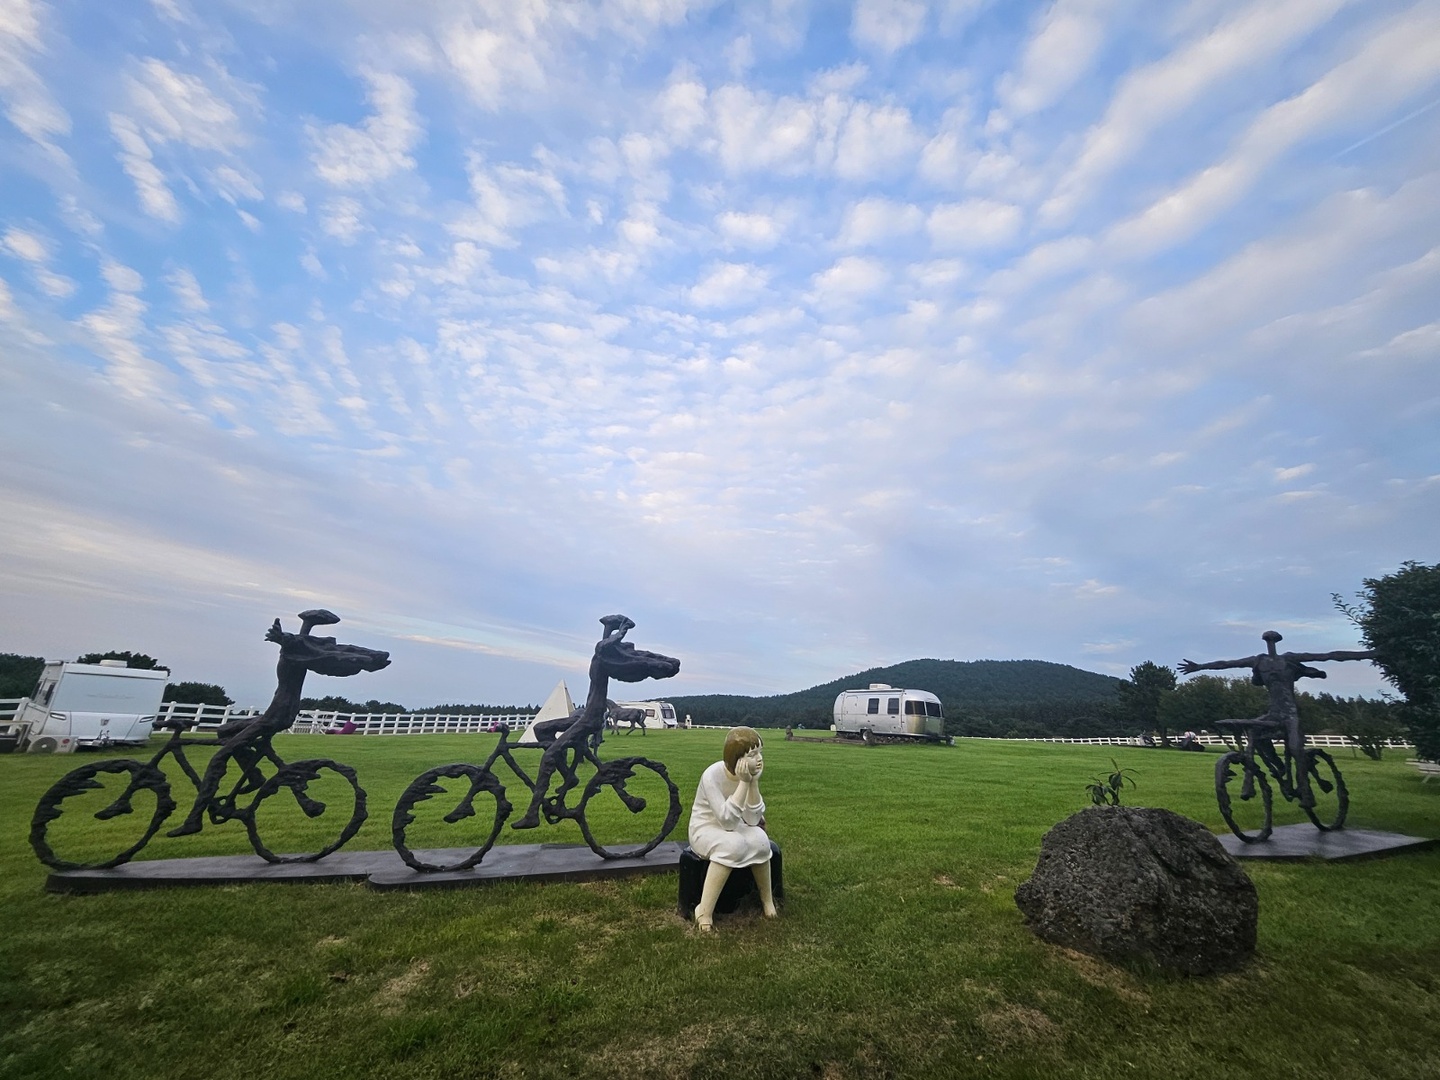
1014, 806, 1257, 975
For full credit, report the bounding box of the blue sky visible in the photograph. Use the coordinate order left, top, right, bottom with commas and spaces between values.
1, 0, 1436, 708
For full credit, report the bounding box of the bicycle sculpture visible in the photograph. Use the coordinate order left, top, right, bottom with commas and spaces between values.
392, 614, 682, 872
1180, 630, 1376, 842
31, 610, 390, 870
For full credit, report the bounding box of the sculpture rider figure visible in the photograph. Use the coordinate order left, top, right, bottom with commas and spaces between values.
511, 614, 679, 830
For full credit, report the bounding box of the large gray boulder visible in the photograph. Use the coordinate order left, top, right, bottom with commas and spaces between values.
1014, 806, 1257, 975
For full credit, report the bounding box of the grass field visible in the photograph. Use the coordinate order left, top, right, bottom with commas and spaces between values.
2, 732, 1438, 1079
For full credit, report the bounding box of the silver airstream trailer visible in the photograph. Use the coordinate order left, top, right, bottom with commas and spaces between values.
833, 684, 945, 742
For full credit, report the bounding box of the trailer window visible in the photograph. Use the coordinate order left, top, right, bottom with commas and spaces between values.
866, 698, 879, 714
661, 706, 675, 719
887, 698, 899, 715
904, 700, 923, 715
926, 701, 943, 717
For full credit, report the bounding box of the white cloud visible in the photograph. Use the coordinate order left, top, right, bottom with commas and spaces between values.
716, 209, 783, 249
657, 72, 707, 145
3, 226, 47, 263
320, 196, 365, 244
440, 15, 547, 111
2, 226, 73, 298
166, 268, 209, 312
811, 255, 889, 301
834, 101, 922, 180
1107, 7, 1440, 257
450, 155, 567, 247
108, 113, 181, 222
688, 261, 770, 307
711, 84, 821, 174
837, 197, 924, 247
1040, 0, 1356, 225
126, 57, 246, 150
310, 70, 423, 187
851, 0, 928, 55
993, 0, 1115, 123
101, 261, 144, 293
0, 0, 71, 146
927, 199, 1023, 249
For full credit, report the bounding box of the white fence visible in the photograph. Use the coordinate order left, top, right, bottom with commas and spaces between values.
150, 701, 535, 736
968, 733, 1413, 749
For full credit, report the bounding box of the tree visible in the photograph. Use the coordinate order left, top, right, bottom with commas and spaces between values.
1307, 693, 1404, 760
163, 681, 234, 707
1118, 661, 1177, 746
77, 651, 166, 670
0, 653, 46, 698
1336, 562, 1440, 761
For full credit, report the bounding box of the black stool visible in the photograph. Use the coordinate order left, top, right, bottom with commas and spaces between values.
677, 841, 784, 920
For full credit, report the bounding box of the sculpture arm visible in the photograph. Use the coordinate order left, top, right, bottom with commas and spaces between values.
1285, 650, 1377, 663
1178, 656, 1257, 675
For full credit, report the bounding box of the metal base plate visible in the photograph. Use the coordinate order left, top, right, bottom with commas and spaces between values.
1216, 824, 1438, 861
45, 841, 684, 893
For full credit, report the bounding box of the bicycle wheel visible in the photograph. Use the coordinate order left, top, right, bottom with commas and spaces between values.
391, 764, 511, 872
30, 760, 175, 871
1300, 748, 1349, 831
246, 759, 367, 863
577, 757, 680, 859
1215, 751, 1273, 843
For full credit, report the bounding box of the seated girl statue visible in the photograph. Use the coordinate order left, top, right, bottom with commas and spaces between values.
688, 726, 778, 931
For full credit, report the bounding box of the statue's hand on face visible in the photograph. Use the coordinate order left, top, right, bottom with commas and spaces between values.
735, 746, 763, 781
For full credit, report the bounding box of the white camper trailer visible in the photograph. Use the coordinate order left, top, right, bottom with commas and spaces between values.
833, 684, 945, 742
10, 660, 169, 754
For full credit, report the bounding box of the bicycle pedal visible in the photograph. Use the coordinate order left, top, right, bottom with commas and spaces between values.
443, 803, 476, 824
94, 802, 134, 821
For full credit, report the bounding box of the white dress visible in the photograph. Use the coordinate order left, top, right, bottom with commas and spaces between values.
688, 760, 771, 868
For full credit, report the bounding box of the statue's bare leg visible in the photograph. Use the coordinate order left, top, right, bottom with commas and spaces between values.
694, 861, 732, 931
751, 860, 777, 918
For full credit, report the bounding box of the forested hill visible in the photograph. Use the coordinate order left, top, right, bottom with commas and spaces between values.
668, 658, 1124, 736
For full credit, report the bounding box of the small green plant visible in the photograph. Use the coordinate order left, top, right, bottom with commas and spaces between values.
1085, 758, 1137, 805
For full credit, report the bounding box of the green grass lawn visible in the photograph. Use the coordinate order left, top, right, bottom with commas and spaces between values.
2, 732, 1438, 1079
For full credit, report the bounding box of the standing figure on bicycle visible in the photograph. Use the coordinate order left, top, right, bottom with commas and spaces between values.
511, 614, 679, 830
1180, 631, 1374, 809
168, 609, 390, 837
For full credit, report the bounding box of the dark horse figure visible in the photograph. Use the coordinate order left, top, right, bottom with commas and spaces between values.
511, 615, 679, 829
609, 701, 648, 736
168, 609, 390, 837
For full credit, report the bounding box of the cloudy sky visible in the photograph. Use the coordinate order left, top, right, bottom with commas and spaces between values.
2, 0, 1436, 708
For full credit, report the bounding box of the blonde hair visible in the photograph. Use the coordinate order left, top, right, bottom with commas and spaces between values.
723, 726, 762, 774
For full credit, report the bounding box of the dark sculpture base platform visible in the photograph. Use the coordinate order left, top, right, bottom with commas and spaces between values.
45, 842, 684, 894
677, 841, 783, 919
1216, 825, 1437, 862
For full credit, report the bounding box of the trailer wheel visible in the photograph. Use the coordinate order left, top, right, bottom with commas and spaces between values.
861, 727, 873, 745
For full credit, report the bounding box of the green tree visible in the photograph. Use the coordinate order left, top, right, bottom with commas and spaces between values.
162, 681, 234, 707
77, 651, 167, 670
0, 653, 46, 698
1118, 661, 1177, 746
1336, 562, 1440, 761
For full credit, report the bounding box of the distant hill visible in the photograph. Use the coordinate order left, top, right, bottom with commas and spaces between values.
668, 658, 1127, 737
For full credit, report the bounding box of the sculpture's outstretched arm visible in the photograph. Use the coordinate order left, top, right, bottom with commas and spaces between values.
1178, 656, 1258, 675
1283, 650, 1377, 664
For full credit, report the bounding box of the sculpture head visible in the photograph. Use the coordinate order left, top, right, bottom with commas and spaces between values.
1262, 630, 1283, 655
593, 615, 680, 683
723, 726, 763, 775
